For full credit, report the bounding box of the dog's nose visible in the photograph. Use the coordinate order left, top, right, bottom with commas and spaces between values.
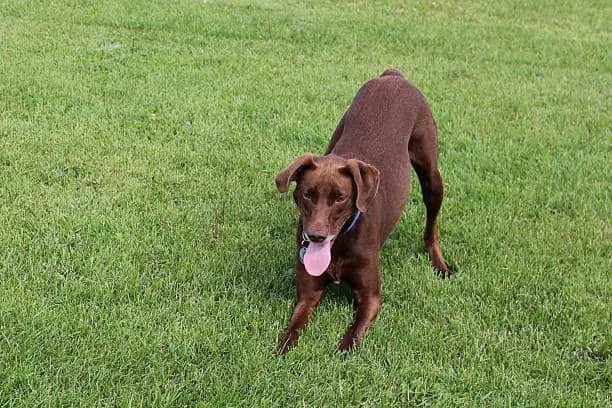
307, 233, 326, 243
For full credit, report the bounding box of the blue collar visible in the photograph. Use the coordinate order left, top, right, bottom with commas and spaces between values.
343, 210, 361, 233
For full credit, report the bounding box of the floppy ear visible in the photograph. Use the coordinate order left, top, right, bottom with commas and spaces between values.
343, 159, 380, 212
275, 154, 316, 193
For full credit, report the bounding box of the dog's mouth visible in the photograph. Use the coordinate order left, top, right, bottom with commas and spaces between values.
302, 236, 335, 277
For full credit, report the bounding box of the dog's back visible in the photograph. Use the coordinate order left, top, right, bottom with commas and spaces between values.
329, 70, 434, 241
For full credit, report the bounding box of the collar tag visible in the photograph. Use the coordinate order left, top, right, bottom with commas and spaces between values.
300, 231, 310, 264
299, 244, 308, 264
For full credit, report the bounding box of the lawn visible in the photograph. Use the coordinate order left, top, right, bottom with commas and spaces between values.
0, 0, 610, 406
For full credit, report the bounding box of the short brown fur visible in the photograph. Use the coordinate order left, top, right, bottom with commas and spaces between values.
276, 69, 451, 353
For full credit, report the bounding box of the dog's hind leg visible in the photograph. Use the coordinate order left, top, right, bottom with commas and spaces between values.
408, 115, 452, 276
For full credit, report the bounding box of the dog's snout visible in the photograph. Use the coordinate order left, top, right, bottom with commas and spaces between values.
307, 233, 326, 243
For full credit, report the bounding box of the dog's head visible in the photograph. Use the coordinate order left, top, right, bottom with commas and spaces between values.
276, 154, 380, 242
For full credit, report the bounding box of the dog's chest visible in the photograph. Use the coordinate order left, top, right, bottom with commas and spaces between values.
327, 254, 352, 284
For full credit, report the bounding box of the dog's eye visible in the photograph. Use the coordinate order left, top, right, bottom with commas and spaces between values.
335, 195, 346, 203
303, 190, 314, 200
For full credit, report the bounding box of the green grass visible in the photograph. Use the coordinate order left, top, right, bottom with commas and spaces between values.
0, 0, 610, 405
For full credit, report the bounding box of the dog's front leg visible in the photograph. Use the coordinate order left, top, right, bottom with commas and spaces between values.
338, 283, 381, 352
278, 270, 325, 354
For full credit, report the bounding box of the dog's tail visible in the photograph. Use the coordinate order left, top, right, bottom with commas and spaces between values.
380, 68, 404, 78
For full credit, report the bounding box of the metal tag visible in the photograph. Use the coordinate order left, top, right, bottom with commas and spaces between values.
299, 244, 308, 264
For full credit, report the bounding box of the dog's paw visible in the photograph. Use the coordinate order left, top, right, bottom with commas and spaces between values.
434, 263, 453, 279
278, 331, 298, 355
337, 329, 358, 352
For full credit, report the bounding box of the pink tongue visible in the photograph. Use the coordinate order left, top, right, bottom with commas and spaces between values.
303, 240, 332, 276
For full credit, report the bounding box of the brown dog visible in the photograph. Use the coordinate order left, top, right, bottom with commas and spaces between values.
275, 69, 451, 353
